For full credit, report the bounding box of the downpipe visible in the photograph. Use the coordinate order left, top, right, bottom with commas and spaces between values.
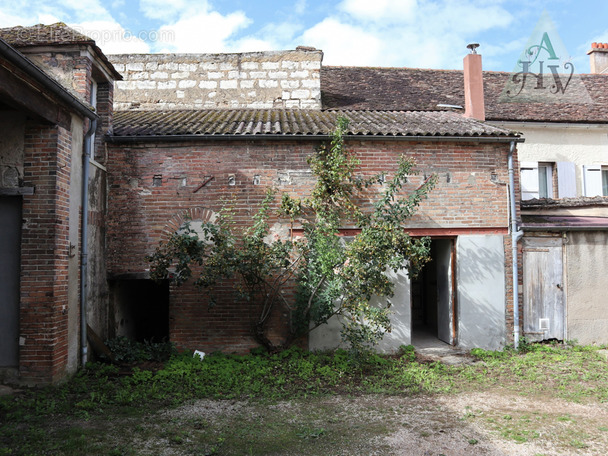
508, 141, 523, 350
81, 118, 97, 366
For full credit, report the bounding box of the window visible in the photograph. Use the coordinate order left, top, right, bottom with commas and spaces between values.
538, 163, 553, 198
520, 161, 554, 200
583, 165, 608, 197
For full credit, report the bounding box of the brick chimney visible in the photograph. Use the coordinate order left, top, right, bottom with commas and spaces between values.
588, 42, 608, 74
463, 43, 485, 121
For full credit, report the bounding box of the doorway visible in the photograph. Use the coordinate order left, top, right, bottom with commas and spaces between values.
0, 196, 21, 367
411, 239, 456, 346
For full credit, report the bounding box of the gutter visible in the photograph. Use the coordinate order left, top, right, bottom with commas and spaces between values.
106, 133, 523, 144
508, 141, 524, 350
80, 118, 97, 366
0, 37, 99, 122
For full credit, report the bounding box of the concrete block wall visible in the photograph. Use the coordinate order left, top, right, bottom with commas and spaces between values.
109, 48, 323, 110
106, 139, 514, 353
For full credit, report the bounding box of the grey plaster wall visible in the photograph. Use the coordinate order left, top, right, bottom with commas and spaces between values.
0, 112, 25, 188
308, 268, 411, 353
110, 49, 323, 110
566, 231, 608, 345
457, 235, 506, 350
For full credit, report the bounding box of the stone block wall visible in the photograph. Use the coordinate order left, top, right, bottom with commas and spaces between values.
109, 48, 323, 110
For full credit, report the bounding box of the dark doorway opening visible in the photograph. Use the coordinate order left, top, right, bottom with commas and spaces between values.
110, 279, 170, 342
411, 238, 456, 347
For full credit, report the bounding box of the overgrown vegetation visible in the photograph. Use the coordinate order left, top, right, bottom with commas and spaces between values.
148, 117, 436, 352
2, 343, 608, 455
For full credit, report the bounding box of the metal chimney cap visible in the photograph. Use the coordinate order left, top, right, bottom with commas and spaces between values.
467, 43, 480, 54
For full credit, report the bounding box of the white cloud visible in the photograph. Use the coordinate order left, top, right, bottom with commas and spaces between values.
295, 0, 514, 69
71, 20, 150, 54
139, 0, 195, 21
155, 10, 251, 53
339, 0, 416, 24
300, 18, 384, 66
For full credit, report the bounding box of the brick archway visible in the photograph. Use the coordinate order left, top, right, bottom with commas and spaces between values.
161, 207, 217, 242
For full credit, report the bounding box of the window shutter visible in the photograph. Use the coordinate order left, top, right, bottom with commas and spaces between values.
583, 165, 602, 197
557, 162, 576, 198
520, 161, 539, 200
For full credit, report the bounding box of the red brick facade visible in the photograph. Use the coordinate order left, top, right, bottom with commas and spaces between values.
107, 138, 518, 352
19, 122, 74, 382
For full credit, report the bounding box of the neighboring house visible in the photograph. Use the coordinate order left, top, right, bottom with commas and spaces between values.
0, 24, 120, 384
321, 46, 608, 345
106, 49, 522, 353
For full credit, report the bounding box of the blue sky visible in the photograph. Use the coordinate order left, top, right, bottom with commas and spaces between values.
1, 0, 607, 73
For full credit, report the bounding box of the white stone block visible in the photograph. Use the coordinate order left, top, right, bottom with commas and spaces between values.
145, 62, 158, 70
113, 63, 125, 72
199, 81, 218, 89
208, 92, 217, 98
262, 61, 280, 70
176, 90, 185, 99
171, 71, 190, 79
178, 80, 197, 88
208, 71, 224, 79
301, 61, 322, 70
159, 62, 179, 71
220, 80, 238, 89
291, 89, 310, 99
126, 62, 144, 71
228, 70, 247, 79
247, 91, 257, 97
219, 62, 236, 70
250, 71, 267, 79
150, 71, 169, 79
200, 62, 219, 70
240, 80, 254, 88
268, 71, 288, 79
285, 100, 300, 108
300, 99, 321, 109
301, 79, 320, 88
281, 61, 298, 69
259, 79, 279, 88
179, 63, 198, 72
242, 61, 259, 70
280, 80, 300, 89
115, 80, 136, 90
131, 72, 149, 80
158, 80, 177, 89
136, 81, 156, 89
290, 70, 309, 78
282, 91, 291, 99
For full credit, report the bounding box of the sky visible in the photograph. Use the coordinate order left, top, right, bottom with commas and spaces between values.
1, 0, 608, 73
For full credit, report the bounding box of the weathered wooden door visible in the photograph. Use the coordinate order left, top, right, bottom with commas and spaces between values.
0, 196, 21, 367
523, 237, 564, 341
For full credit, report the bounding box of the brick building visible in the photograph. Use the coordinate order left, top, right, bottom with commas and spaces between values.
0, 24, 120, 384
106, 49, 522, 353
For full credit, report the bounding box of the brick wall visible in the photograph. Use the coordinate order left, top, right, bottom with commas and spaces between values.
19, 121, 74, 383
109, 48, 323, 110
107, 138, 514, 352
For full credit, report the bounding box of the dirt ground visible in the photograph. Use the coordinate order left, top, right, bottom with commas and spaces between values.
144, 389, 608, 455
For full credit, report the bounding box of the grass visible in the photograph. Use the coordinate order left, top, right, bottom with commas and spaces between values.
1, 342, 608, 455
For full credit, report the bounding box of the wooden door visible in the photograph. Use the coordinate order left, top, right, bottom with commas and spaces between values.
523, 237, 564, 341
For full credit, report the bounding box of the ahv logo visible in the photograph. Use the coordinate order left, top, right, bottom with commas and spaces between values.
500, 11, 590, 104
507, 32, 574, 98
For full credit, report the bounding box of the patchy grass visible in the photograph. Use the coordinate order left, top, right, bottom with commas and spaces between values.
1, 343, 608, 455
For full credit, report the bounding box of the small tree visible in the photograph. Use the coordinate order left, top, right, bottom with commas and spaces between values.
148, 117, 436, 352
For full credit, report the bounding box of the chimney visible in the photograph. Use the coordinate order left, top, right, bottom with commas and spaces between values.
588, 42, 608, 74
463, 43, 485, 121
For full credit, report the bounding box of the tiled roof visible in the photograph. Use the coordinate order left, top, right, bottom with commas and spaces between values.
0, 23, 122, 80
321, 66, 608, 123
111, 109, 517, 139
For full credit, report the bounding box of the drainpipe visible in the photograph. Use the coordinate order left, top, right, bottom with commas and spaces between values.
508, 141, 523, 349
81, 118, 97, 366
